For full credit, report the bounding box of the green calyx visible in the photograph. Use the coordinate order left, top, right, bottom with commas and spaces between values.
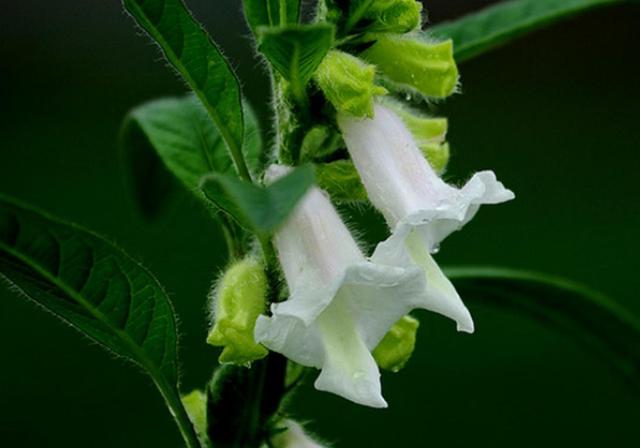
362, 34, 459, 99
314, 50, 387, 118
420, 142, 450, 174
382, 98, 450, 173
373, 315, 420, 372
316, 159, 368, 202
299, 125, 342, 162
362, 0, 423, 33
207, 258, 269, 365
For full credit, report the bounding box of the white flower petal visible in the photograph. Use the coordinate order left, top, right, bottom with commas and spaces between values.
372, 229, 474, 332
314, 298, 387, 408
255, 313, 324, 368
255, 261, 427, 407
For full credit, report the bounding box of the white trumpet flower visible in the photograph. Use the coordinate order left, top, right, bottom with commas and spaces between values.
254, 165, 427, 408
338, 104, 515, 333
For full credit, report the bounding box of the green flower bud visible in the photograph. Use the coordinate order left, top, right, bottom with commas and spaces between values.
373, 315, 420, 372
181, 390, 208, 443
362, 35, 459, 98
314, 50, 387, 118
207, 258, 269, 365
382, 98, 450, 173
362, 0, 423, 33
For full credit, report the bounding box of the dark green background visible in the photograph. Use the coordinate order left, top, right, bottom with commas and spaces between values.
1, 1, 638, 446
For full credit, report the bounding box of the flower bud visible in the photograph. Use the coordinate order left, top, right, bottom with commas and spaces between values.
361, 0, 423, 33
314, 50, 387, 118
362, 35, 458, 98
207, 258, 269, 365
373, 315, 420, 372
181, 390, 207, 442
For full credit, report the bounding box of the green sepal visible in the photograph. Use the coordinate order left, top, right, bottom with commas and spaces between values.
373, 315, 420, 372
316, 159, 368, 202
362, 34, 459, 99
299, 125, 342, 162
381, 98, 450, 172
208, 258, 269, 365
258, 24, 335, 99
420, 142, 450, 175
314, 50, 387, 118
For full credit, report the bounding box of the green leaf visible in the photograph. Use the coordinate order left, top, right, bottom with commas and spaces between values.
430, 0, 630, 62
0, 195, 200, 448
258, 24, 335, 98
122, 0, 251, 180
447, 267, 640, 388
200, 165, 315, 237
242, 0, 301, 33
119, 95, 262, 218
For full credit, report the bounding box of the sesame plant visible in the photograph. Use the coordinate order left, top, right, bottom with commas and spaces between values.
1, 0, 639, 447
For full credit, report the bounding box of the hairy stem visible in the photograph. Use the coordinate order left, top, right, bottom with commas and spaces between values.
155, 378, 203, 448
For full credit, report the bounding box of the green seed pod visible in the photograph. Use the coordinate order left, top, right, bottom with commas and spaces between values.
373, 315, 420, 372
207, 258, 269, 365
362, 34, 459, 99
314, 50, 387, 118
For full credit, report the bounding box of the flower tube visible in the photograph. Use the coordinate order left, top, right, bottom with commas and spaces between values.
254, 165, 427, 408
338, 104, 515, 332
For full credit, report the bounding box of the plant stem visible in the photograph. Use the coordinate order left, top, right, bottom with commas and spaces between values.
218, 213, 243, 260
279, 0, 288, 24
154, 378, 202, 448
228, 139, 253, 182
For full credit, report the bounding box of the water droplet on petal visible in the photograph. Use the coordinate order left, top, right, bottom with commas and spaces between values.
431, 244, 441, 254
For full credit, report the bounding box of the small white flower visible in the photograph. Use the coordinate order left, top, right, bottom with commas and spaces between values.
255, 165, 426, 408
338, 104, 515, 333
